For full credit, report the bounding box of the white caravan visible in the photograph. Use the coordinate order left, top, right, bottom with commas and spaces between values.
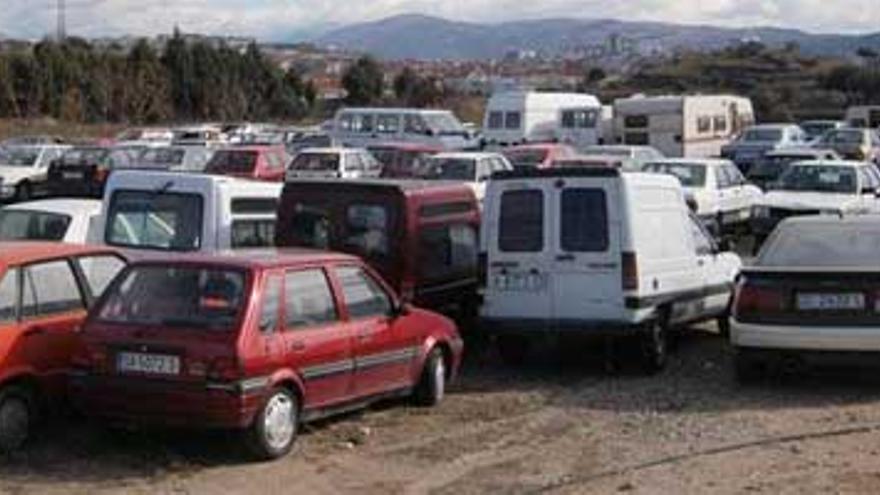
612, 95, 755, 158
98, 170, 282, 254
331, 108, 474, 150
556, 104, 614, 150
480, 167, 741, 372
483, 91, 602, 147
845, 106, 880, 129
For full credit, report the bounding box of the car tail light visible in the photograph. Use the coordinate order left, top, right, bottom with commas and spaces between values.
622, 251, 638, 291
208, 357, 241, 382
734, 283, 786, 317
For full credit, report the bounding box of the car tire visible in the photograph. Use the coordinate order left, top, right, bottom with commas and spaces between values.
14, 182, 31, 202
496, 335, 529, 366
640, 317, 669, 375
246, 387, 298, 461
0, 385, 35, 454
413, 348, 446, 407
734, 348, 764, 384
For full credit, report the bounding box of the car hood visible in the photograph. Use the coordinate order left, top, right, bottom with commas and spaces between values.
0, 166, 40, 184
759, 191, 860, 211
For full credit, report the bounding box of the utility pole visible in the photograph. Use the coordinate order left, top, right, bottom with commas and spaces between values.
56, 0, 66, 41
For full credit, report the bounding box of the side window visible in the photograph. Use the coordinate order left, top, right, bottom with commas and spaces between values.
505, 112, 522, 130
345, 154, 363, 171
376, 115, 400, 134
231, 220, 276, 248
259, 275, 281, 333
0, 269, 17, 323
265, 152, 284, 169
499, 189, 543, 252
725, 165, 745, 186
284, 269, 337, 329
337, 266, 392, 319
689, 216, 714, 256
76, 255, 126, 298
338, 114, 354, 132
560, 188, 609, 252
404, 115, 426, 134
24, 260, 85, 317
345, 204, 389, 257
419, 224, 479, 281
476, 159, 492, 181
487, 111, 503, 129
716, 166, 733, 189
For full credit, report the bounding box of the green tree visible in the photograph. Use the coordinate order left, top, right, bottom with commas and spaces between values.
342, 56, 384, 105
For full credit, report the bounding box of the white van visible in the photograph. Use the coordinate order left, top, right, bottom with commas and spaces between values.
556, 104, 614, 150
845, 106, 880, 129
98, 170, 282, 253
483, 91, 602, 147
612, 95, 755, 158
480, 168, 741, 371
331, 108, 474, 150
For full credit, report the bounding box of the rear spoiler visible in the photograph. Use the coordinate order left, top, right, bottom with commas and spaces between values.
492, 167, 621, 181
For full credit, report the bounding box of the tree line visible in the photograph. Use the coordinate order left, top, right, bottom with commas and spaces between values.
0, 31, 316, 124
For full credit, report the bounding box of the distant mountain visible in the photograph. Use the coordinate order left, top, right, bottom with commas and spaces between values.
313, 14, 880, 60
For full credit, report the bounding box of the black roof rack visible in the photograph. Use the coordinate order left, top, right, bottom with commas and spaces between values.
492, 167, 622, 181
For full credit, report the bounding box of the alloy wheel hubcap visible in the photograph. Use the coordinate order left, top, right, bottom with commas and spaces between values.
0, 398, 29, 451
434, 358, 446, 402
263, 394, 294, 451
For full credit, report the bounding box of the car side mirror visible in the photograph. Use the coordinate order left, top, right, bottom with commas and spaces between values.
391, 301, 411, 318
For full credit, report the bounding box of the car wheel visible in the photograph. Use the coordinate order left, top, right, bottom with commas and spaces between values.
414, 348, 446, 407
14, 182, 31, 202
246, 387, 298, 460
734, 348, 764, 384
0, 386, 34, 454
640, 318, 668, 374
496, 335, 529, 366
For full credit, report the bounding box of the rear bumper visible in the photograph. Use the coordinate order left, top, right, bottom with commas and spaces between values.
480, 318, 647, 337
732, 319, 880, 352
69, 372, 264, 429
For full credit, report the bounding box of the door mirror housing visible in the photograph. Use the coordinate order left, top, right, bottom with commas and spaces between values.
391, 301, 411, 318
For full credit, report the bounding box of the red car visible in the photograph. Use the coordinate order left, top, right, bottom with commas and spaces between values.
501, 143, 577, 170
204, 145, 288, 182
0, 242, 126, 452
367, 142, 442, 178
71, 250, 463, 459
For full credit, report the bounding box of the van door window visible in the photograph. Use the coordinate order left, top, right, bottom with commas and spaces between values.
284, 269, 338, 329
505, 112, 522, 130
376, 115, 400, 134
339, 114, 354, 132
231, 220, 276, 248
419, 224, 478, 281
288, 204, 331, 249
404, 115, 427, 134
488, 112, 503, 129
106, 191, 203, 251
345, 204, 389, 258
499, 190, 543, 252
345, 154, 364, 172
354, 114, 374, 133
560, 189, 608, 252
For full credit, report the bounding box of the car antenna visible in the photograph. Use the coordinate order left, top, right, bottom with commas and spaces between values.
155, 180, 174, 194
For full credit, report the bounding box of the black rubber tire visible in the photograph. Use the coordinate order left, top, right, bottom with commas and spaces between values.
245, 387, 298, 461
0, 385, 35, 454
496, 335, 529, 366
640, 318, 669, 375
413, 348, 446, 407
14, 182, 31, 202
734, 348, 764, 384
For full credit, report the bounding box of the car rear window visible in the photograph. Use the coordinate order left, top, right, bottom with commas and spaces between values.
503, 149, 549, 169
560, 189, 609, 252
97, 266, 247, 330
205, 150, 258, 173
759, 223, 880, 267
499, 190, 543, 252
0, 210, 71, 241
289, 152, 339, 172
105, 190, 203, 251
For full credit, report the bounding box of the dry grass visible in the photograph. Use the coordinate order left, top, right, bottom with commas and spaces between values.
0, 118, 125, 142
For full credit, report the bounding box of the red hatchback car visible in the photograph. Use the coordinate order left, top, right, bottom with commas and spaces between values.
0, 242, 126, 452
71, 249, 463, 459
204, 145, 288, 182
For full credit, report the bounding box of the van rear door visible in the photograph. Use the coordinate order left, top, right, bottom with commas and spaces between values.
550, 178, 623, 322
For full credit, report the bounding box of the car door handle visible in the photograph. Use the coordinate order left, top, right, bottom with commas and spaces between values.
556, 254, 576, 262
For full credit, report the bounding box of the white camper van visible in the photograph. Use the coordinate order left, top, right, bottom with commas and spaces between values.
845, 106, 880, 129
331, 107, 474, 150
480, 168, 741, 371
556, 104, 614, 150
98, 170, 282, 253
612, 95, 755, 158
483, 91, 602, 147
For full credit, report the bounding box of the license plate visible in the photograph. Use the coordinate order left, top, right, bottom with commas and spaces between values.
796, 293, 865, 311
62, 171, 83, 180
117, 352, 180, 375
493, 271, 547, 292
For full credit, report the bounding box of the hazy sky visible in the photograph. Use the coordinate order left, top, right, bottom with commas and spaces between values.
2, 0, 878, 41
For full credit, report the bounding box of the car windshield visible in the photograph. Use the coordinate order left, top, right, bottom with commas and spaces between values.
96, 265, 246, 330
423, 113, 465, 135
749, 157, 797, 178
289, 152, 339, 171
423, 158, 475, 181
643, 162, 707, 187
774, 165, 858, 193
801, 123, 835, 136
822, 130, 864, 144
759, 223, 880, 267
0, 147, 40, 167
105, 190, 203, 251
743, 129, 783, 142
0, 210, 71, 240
205, 150, 258, 173
503, 149, 549, 169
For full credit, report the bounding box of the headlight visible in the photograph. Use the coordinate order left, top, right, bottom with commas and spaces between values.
753, 205, 770, 218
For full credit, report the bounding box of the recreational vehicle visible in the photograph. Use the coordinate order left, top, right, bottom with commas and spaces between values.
556, 104, 614, 149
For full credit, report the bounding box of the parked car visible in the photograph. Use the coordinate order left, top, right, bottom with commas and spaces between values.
46, 146, 138, 198
70, 250, 463, 459
721, 124, 809, 172
281, 129, 333, 154
134, 145, 214, 172
275, 179, 481, 318
0, 145, 69, 202
501, 143, 577, 170
731, 215, 880, 380
845, 105, 880, 129
0, 199, 101, 243
751, 160, 880, 248
0, 135, 64, 148
420, 152, 513, 204
286, 148, 382, 180
579, 145, 664, 170
204, 146, 287, 182
552, 156, 628, 169
643, 159, 763, 237
367, 142, 441, 178
746, 148, 841, 190
99, 170, 282, 253
0, 242, 126, 452
171, 126, 225, 147
799, 120, 846, 142
114, 127, 173, 147
813, 128, 880, 164
480, 168, 741, 371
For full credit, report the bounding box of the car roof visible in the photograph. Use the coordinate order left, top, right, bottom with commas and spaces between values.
297, 147, 363, 154
780, 214, 880, 228
2, 198, 102, 215
283, 177, 477, 196
367, 142, 442, 151
645, 158, 732, 167
128, 248, 358, 271
0, 242, 119, 267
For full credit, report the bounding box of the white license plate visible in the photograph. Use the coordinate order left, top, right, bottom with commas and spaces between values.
117, 352, 180, 375
796, 293, 865, 311
62, 171, 83, 180
493, 271, 547, 292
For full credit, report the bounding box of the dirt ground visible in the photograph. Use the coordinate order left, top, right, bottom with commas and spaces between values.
3, 323, 880, 495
